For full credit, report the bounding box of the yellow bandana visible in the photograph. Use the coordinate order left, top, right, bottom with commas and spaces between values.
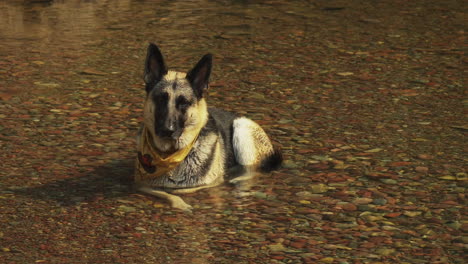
134, 126, 198, 182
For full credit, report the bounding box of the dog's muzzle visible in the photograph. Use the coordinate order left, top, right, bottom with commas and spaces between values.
157, 127, 183, 140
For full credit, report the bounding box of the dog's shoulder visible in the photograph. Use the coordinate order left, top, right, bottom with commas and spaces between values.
206, 107, 239, 145
206, 107, 239, 168
208, 107, 238, 128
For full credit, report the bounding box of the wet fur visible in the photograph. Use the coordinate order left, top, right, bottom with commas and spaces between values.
136, 43, 282, 210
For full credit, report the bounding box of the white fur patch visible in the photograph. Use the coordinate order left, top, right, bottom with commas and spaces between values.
232, 117, 258, 165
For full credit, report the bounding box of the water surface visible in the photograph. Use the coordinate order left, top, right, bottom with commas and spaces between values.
0, 0, 465, 263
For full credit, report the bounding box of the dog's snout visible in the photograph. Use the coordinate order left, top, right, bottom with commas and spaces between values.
160, 127, 175, 138
157, 119, 179, 138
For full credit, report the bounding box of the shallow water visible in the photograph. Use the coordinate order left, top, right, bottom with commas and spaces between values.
0, 0, 465, 263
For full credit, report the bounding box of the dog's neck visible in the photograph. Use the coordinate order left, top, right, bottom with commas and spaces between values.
135, 126, 199, 181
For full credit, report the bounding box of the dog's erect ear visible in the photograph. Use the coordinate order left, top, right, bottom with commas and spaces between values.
186, 54, 212, 99
144, 43, 168, 93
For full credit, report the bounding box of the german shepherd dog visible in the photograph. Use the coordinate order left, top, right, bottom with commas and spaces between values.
135, 43, 281, 210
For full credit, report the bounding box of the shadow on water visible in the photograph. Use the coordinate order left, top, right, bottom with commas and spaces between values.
13, 159, 135, 206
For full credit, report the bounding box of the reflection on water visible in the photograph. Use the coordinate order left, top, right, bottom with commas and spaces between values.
0, 0, 135, 51
0, 0, 301, 96
0, 0, 303, 54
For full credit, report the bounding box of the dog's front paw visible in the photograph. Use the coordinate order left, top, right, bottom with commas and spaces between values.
170, 196, 193, 211
137, 186, 192, 212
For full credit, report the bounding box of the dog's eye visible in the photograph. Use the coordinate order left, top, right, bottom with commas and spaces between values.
176, 96, 191, 109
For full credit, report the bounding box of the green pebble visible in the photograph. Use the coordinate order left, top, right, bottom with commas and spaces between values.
373, 198, 387, 205
380, 179, 397, 185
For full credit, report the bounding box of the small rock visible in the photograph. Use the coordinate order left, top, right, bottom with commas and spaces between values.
253, 192, 268, 199
320, 257, 334, 263
385, 212, 402, 218
323, 244, 352, 250
115, 233, 131, 239
34, 81, 60, 88
373, 198, 387, 205
311, 155, 331, 161
375, 247, 395, 256
439, 175, 456, 181
380, 179, 397, 185
403, 211, 422, 217
283, 160, 298, 169
289, 241, 306, 249
118, 205, 136, 213
45, 114, 56, 120
79, 68, 107, 75
388, 161, 412, 167
365, 148, 383, 153
337, 72, 354, 76
278, 119, 292, 124
250, 92, 265, 100
310, 184, 328, 194
445, 221, 461, 230
268, 243, 286, 252
300, 253, 316, 258
295, 191, 313, 197
360, 213, 384, 222
340, 202, 357, 211
353, 198, 373, 205
411, 78, 429, 84
415, 166, 429, 173
78, 158, 89, 165
417, 154, 433, 160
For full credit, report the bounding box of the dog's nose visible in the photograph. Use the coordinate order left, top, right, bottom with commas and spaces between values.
160, 127, 175, 138
167, 123, 175, 132
156, 119, 179, 138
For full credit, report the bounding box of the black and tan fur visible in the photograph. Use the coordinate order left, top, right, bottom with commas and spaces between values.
136, 43, 281, 210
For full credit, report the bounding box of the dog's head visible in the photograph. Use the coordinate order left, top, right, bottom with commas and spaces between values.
142, 43, 211, 153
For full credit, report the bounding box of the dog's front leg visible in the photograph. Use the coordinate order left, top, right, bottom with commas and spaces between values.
138, 186, 193, 211
171, 179, 224, 194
